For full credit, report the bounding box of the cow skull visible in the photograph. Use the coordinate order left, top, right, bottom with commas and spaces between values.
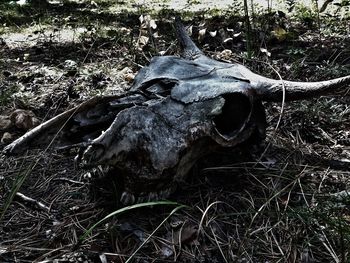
4, 17, 350, 205
81, 64, 267, 203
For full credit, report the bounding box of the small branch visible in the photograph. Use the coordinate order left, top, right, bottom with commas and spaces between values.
52, 177, 85, 185
15, 192, 52, 213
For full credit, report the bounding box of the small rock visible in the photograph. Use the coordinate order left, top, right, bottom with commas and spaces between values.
1, 132, 13, 144
10, 109, 40, 131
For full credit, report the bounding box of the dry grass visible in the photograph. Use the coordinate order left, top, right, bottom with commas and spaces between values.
3, 143, 350, 262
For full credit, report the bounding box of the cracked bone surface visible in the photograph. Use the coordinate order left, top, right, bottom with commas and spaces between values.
4, 17, 350, 204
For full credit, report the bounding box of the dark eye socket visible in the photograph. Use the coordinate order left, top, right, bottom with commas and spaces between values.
213, 93, 252, 138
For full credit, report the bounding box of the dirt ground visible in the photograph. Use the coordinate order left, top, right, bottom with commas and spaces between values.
0, 1, 350, 262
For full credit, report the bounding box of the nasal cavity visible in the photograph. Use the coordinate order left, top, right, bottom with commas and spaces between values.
213, 93, 252, 138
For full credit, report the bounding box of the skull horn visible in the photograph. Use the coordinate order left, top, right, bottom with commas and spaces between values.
249, 72, 350, 102
175, 16, 203, 59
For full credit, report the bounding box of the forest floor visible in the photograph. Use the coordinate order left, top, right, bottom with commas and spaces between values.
0, 1, 350, 262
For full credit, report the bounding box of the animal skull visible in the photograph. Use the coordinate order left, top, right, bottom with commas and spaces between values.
4, 18, 350, 205
80, 56, 267, 204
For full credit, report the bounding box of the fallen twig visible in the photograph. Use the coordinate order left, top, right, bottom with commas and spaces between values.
15, 192, 52, 213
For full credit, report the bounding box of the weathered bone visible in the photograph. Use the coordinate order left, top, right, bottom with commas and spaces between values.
248, 70, 350, 101
3, 18, 350, 204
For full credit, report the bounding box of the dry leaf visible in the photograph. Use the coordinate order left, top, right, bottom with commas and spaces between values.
219, 49, 233, 59
272, 26, 287, 41
149, 19, 157, 30
260, 48, 271, 57
139, 15, 144, 24
223, 37, 233, 43
198, 28, 206, 42
209, 31, 217, 37
124, 73, 135, 82
10, 110, 40, 131
187, 25, 193, 36
138, 35, 149, 48
0, 116, 12, 131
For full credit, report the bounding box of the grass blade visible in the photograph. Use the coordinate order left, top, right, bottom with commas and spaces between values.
80, 201, 185, 241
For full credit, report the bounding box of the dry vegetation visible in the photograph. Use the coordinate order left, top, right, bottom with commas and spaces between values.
0, 0, 350, 262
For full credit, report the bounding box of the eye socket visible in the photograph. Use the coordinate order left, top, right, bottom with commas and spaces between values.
213, 93, 252, 138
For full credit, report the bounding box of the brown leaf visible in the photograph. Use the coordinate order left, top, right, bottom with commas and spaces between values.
10, 109, 40, 131
0, 115, 12, 131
